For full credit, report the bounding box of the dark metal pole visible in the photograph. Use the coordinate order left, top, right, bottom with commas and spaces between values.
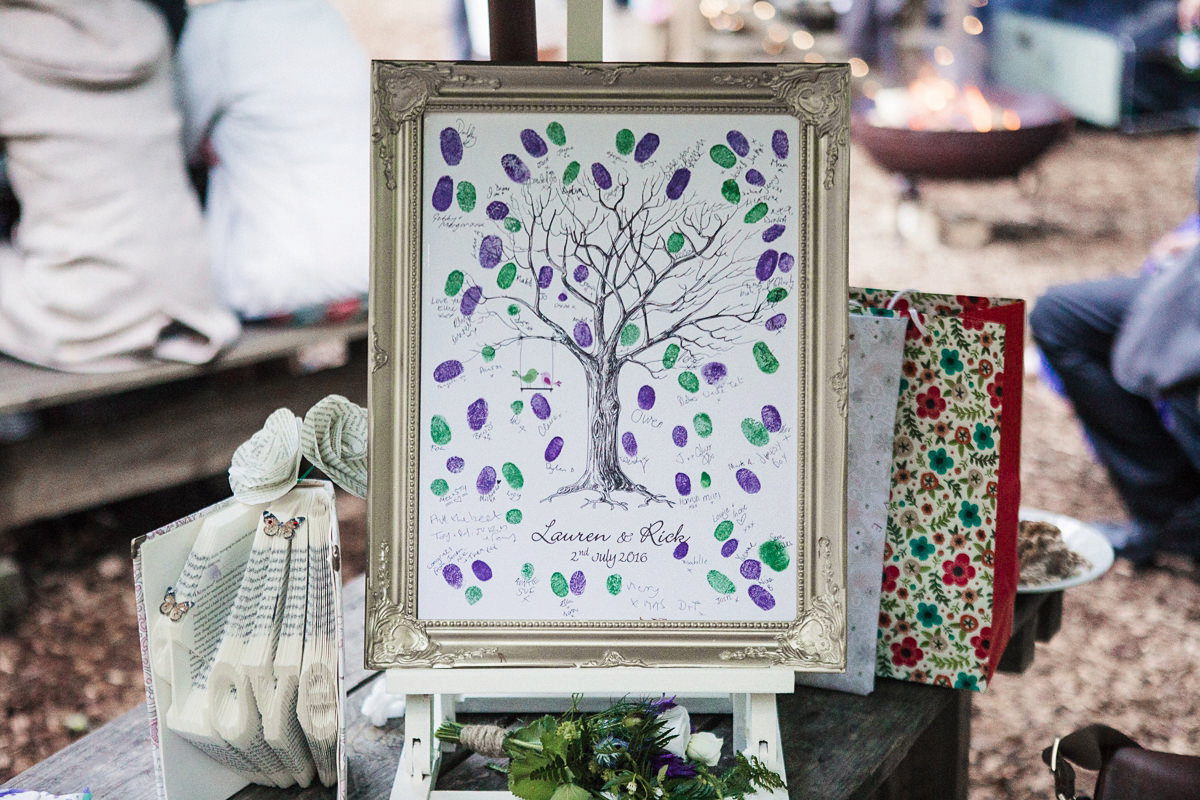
488, 0, 538, 62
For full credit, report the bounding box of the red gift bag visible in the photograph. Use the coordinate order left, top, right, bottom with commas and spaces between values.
851, 288, 1023, 691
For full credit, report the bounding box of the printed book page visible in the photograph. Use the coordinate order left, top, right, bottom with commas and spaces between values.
135, 481, 343, 800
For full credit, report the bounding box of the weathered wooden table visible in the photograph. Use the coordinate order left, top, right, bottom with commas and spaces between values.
2, 579, 1062, 800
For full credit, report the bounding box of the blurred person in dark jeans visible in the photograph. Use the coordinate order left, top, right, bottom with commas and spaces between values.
1030, 2, 1200, 565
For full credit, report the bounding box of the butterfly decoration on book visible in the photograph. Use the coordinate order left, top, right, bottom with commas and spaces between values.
262, 511, 306, 539
159, 587, 192, 622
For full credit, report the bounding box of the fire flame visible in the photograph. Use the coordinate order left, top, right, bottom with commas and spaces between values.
868, 68, 1022, 132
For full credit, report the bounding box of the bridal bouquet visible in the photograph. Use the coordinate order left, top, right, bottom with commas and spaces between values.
434, 697, 784, 800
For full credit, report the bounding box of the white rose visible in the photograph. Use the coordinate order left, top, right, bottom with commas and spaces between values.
228, 408, 302, 504
684, 731, 723, 766
658, 704, 691, 758
301, 394, 368, 498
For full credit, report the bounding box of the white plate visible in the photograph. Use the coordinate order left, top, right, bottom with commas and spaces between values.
1017, 508, 1115, 593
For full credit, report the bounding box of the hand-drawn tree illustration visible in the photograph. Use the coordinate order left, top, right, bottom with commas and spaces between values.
451, 124, 794, 509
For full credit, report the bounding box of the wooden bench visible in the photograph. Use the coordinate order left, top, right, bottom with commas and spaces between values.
1, 580, 1063, 800
0, 320, 369, 627
0, 319, 368, 535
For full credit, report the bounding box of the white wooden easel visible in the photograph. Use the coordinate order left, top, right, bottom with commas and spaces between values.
386, 667, 794, 800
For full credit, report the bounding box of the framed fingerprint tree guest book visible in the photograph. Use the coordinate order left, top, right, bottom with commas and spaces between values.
366, 61, 850, 672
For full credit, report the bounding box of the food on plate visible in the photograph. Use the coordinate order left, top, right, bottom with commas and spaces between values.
1018, 519, 1092, 586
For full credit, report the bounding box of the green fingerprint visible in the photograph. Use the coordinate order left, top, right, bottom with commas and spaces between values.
430, 478, 449, 496
465, 586, 482, 604
456, 181, 476, 212
546, 121, 566, 146
510, 401, 524, 416
482, 345, 496, 362
521, 562, 535, 580
741, 418, 769, 446
693, 413, 713, 438
444, 270, 464, 297
707, 570, 737, 594
501, 462, 525, 489
620, 324, 640, 346
497, 262, 516, 289
721, 179, 741, 204
678, 371, 699, 393
753, 341, 780, 374
507, 304, 520, 316
714, 520, 734, 541
430, 415, 452, 445
663, 343, 680, 369
744, 202, 768, 224
616, 128, 635, 155
503, 217, 522, 233
700, 471, 711, 488
606, 574, 623, 596
759, 539, 791, 571
666, 232, 685, 253
563, 161, 580, 185
767, 287, 788, 303
506, 509, 523, 524
551, 571, 569, 597
710, 144, 737, 169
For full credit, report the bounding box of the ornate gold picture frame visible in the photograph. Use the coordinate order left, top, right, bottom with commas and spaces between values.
367, 61, 849, 671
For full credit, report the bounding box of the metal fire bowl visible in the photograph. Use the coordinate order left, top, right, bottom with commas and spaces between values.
851, 86, 1074, 180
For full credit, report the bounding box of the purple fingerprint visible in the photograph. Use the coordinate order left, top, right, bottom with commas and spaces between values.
531, 393, 551, 420
573, 320, 593, 348
721, 538, 739, 558
741, 559, 762, 580
440, 128, 463, 166
736, 468, 761, 494
479, 235, 503, 269
621, 431, 638, 456
701, 362, 726, 385
476, 465, 497, 494
573, 264, 589, 282
432, 176, 454, 212
637, 384, 656, 410
591, 162, 612, 190
443, 564, 463, 588
537, 265, 554, 289
726, 130, 750, 157
569, 570, 587, 595
501, 153, 531, 183
558, 292, 568, 301
749, 584, 776, 610
459, 285, 482, 316
486, 200, 509, 220
433, 360, 463, 382
675, 472, 692, 496
762, 224, 785, 242
467, 398, 488, 431
761, 405, 782, 433
520, 128, 548, 158
544, 436, 564, 462
756, 250, 779, 282
446, 456, 465, 473
672, 425, 688, 447
634, 132, 660, 163
673, 541, 689, 559
765, 314, 787, 331
745, 169, 765, 186
772, 129, 789, 160
778, 252, 795, 273
471, 560, 493, 581
666, 168, 691, 200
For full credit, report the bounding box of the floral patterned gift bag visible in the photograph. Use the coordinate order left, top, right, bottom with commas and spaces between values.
849, 288, 1024, 692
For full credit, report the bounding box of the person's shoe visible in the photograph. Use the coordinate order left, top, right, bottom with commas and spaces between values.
1091, 520, 1157, 568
